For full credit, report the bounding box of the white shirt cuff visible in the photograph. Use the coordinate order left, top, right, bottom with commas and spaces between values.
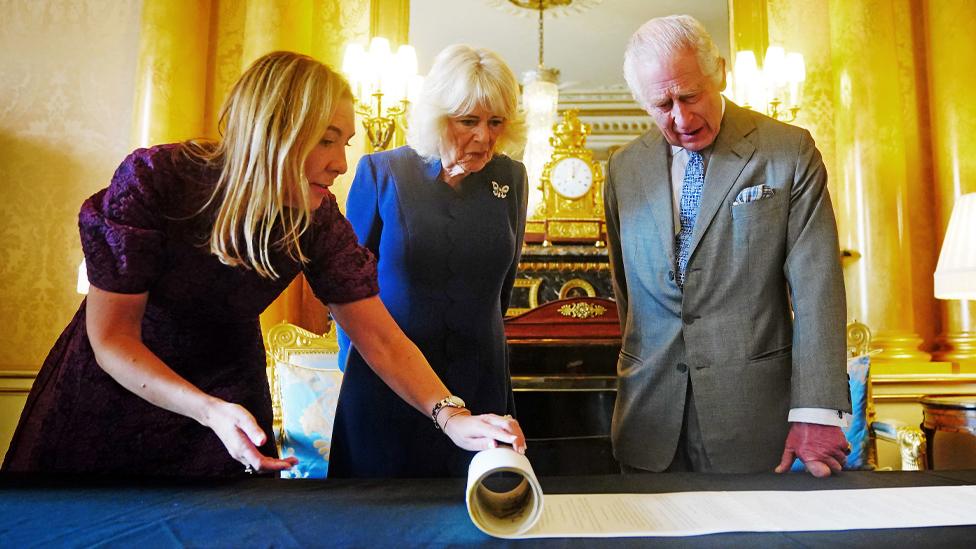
788, 407, 850, 428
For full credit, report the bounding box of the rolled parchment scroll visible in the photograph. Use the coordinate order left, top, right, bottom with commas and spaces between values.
465, 447, 544, 537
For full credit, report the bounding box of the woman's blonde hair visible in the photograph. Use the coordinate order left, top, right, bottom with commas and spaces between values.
185, 51, 351, 279
407, 44, 525, 160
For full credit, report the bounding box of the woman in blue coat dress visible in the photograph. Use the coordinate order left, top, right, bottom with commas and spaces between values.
333, 45, 529, 477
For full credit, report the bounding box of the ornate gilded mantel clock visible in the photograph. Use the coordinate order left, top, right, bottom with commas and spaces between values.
537, 109, 605, 244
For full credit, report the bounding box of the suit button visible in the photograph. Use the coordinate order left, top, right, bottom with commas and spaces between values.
667, 270, 674, 281
676, 363, 688, 373
683, 315, 695, 325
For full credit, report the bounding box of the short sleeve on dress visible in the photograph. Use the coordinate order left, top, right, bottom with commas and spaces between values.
303, 193, 379, 304
79, 148, 166, 294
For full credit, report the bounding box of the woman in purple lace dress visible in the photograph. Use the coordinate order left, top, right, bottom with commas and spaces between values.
2, 51, 524, 477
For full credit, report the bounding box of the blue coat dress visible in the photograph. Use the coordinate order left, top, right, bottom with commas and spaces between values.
332, 146, 527, 477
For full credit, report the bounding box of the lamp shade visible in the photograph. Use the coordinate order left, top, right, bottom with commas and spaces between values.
934, 192, 976, 300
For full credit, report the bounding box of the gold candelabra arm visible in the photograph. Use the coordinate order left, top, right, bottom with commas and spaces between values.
767, 98, 800, 123
743, 98, 801, 123
355, 93, 409, 151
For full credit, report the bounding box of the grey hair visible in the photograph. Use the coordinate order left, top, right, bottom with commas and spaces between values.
407, 44, 526, 161
623, 15, 725, 110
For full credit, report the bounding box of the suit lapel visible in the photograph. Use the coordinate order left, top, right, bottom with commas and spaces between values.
687, 101, 756, 258
638, 131, 676, 264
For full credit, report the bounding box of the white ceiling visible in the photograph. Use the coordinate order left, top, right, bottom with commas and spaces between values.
408, 0, 730, 90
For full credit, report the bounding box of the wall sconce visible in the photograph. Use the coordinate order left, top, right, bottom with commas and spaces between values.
726, 46, 805, 122
934, 192, 976, 300
342, 37, 423, 151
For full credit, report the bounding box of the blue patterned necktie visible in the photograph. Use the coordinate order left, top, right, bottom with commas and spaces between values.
675, 150, 704, 288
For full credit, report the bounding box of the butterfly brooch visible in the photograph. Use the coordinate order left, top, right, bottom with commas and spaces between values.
491, 181, 509, 199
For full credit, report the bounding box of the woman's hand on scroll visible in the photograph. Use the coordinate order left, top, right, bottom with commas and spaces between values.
203, 399, 299, 474
442, 412, 527, 454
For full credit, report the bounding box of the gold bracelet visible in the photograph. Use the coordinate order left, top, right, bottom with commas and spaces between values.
431, 395, 467, 430
441, 409, 469, 432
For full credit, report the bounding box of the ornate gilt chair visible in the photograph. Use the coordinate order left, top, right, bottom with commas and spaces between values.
788, 321, 924, 472
846, 321, 927, 470
265, 322, 343, 478
844, 320, 877, 470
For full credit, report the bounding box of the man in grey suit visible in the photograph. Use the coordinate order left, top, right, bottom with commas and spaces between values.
605, 15, 851, 476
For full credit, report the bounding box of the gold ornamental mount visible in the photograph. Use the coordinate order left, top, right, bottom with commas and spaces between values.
558, 301, 607, 319
507, 0, 572, 8
489, 0, 602, 18
550, 109, 589, 149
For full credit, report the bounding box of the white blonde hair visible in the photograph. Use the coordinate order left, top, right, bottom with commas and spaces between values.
185, 51, 351, 279
408, 44, 525, 160
623, 15, 725, 110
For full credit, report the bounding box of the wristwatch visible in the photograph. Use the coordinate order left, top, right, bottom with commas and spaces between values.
431, 395, 467, 430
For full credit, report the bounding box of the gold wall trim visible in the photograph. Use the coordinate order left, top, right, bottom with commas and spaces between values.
872, 373, 976, 403
873, 374, 976, 384
0, 370, 35, 395
518, 262, 609, 272
875, 394, 928, 403
0, 371, 39, 379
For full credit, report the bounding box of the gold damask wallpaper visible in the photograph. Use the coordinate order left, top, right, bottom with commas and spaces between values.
0, 0, 376, 370
0, 0, 143, 370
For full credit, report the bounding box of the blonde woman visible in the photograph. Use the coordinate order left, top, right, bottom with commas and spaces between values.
333, 45, 528, 477
3, 51, 524, 477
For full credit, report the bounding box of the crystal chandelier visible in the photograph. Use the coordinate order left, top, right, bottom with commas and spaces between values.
520, 1, 561, 219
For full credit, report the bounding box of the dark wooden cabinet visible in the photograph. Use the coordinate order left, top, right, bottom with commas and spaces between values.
505, 297, 620, 475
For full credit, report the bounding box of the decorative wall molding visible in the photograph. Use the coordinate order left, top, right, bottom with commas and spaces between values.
559, 88, 650, 160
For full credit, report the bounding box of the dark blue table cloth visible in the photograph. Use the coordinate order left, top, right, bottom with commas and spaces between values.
2, 470, 974, 547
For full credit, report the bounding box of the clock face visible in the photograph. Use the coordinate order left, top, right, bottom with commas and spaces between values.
550, 157, 593, 199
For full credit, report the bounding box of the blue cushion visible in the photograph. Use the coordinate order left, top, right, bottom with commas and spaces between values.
843, 354, 871, 470
790, 354, 871, 472
275, 360, 343, 479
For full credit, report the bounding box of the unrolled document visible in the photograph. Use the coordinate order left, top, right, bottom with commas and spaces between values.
465, 448, 976, 539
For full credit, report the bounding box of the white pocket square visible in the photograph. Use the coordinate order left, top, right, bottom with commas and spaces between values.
733, 184, 774, 206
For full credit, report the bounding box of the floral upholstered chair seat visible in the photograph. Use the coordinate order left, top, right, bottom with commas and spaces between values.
266, 322, 343, 479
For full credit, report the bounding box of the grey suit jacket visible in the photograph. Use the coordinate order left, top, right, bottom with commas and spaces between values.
603, 100, 850, 473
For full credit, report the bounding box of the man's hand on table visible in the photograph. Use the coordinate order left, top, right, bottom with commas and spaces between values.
774, 422, 849, 478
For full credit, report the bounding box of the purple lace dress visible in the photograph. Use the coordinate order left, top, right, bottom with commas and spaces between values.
2, 144, 378, 477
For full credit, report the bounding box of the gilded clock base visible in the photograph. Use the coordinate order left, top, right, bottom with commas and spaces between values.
525, 219, 547, 243
545, 220, 602, 243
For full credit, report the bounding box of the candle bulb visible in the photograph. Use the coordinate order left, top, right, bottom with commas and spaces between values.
785, 53, 806, 109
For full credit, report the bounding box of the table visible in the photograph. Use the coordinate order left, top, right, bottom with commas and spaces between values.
2, 470, 974, 547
